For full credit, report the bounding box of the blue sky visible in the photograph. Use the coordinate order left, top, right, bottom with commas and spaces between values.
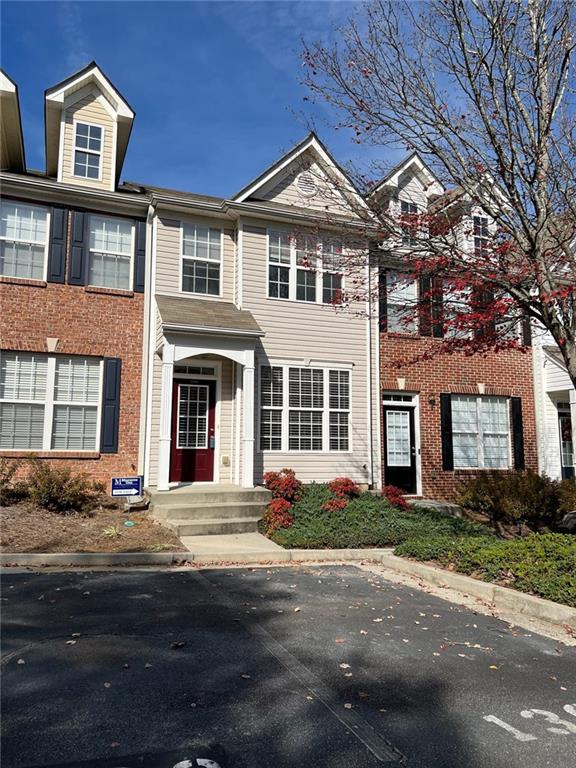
1, 0, 387, 196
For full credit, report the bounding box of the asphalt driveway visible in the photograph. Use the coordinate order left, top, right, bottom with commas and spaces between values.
1, 564, 575, 768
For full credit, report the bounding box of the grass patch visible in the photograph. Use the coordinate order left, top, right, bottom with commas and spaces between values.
268, 483, 492, 549
395, 533, 576, 607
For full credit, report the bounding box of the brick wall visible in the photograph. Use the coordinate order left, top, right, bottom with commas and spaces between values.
380, 333, 538, 500
0, 216, 145, 486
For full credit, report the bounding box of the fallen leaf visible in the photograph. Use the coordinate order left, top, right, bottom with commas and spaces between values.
66, 640, 77, 646
294, 607, 301, 613
339, 663, 351, 669
171, 641, 187, 649
104, 682, 111, 688
17, 659, 25, 665
241, 674, 251, 679
145, 663, 153, 668
344, 703, 353, 709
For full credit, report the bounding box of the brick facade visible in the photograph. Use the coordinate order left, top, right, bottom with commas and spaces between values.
0, 215, 145, 486
380, 333, 538, 500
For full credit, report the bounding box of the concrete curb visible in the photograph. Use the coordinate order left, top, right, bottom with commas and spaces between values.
2, 549, 574, 631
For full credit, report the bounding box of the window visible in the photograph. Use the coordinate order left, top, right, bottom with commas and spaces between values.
88, 216, 133, 290
74, 122, 102, 180
451, 395, 510, 469
268, 231, 291, 299
322, 240, 343, 305
400, 200, 419, 247
443, 281, 471, 339
0, 201, 48, 280
473, 216, 490, 257
296, 236, 318, 302
386, 271, 418, 333
268, 231, 347, 303
329, 370, 350, 450
0, 352, 101, 451
182, 223, 221, 295
260, 366, 283, 451
259, 364, 351, 452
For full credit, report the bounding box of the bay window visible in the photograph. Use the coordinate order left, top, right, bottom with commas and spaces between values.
451, 395, 510, 469
182, 223, 222, 295
0, 352, 102, 451
0, 201, 48, 280
88, 215, 134, 290
259, 364, 350, 452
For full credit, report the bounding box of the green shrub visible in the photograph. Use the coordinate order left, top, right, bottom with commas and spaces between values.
396, 533, 576, 607
457, 470, 565, 531
26, 459, 105, 513
0, 458, 28, 506
559, 479, 576, 515
269, 484, 492, 549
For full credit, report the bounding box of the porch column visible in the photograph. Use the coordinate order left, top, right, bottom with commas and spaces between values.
242, 349, 255, 488
157, 342, 175, 491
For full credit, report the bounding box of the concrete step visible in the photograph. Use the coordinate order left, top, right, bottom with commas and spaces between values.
168, 516, 262, 537
149, 487, 271, 506
153, 501, 267, 521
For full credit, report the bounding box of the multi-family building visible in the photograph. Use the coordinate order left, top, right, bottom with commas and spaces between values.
372, 154, 539, 498
0, 65, 148, 484
1, 62, 570, 511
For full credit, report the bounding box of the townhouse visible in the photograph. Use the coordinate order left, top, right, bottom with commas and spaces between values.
0, 65, 149, 484
1, 64, 381, 495
1, 61, 570, 505
372, 154, 540, 498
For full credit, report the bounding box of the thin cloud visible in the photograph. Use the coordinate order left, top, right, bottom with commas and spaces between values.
57, 1, 90, 71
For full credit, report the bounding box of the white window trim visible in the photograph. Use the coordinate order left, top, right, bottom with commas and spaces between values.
87, 215, 135, 291
179, 222, 224, 299
452, 395, 512, 470
0, 201, 50, 282
72, 120, 104, 182
0, 353, 103, 452
266, 229, 346, 305
258, 362, 352, 454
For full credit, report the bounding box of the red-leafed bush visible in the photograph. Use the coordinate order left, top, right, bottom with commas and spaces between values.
328, 477, 361, 499
263, 468, 302, 502
264, 498, 294, 532
321, 496, 349, 513
382, 485, 409, 510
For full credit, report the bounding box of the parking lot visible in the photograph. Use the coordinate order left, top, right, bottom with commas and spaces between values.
2, 564, 575, 767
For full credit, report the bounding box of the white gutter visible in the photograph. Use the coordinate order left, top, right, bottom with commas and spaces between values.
162, 322, 264, 338
138, 202, 156, 485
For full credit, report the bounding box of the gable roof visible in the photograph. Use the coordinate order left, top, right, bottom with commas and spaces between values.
44, 61, 135, 183
232, 132, 371, 214
0, 69, 25, 172
367, 151, 445, 199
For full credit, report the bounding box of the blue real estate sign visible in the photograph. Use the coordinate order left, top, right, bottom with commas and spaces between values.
111, 476, 143, 498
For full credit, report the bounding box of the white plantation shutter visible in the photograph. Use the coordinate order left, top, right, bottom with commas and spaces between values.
0, 352, 47, 401
0, 352, 102, 451
54, 357, 101, 403
0, 403, 44, 449
329, 370, 350, 451
260, 366, 283, 451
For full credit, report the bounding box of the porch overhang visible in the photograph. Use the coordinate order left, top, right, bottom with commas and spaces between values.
156, 294, 264, 339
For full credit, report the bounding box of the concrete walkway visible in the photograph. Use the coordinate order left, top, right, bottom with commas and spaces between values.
180, 531, 283, 555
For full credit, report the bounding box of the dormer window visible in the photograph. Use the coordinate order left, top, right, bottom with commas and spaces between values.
73, 122, 102, 180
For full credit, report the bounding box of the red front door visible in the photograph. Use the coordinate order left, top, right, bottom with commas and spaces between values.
170, 379, 216, 483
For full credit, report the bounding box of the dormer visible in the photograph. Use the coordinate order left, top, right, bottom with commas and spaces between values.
44, 62, 134, 191
0, 70, 25, 172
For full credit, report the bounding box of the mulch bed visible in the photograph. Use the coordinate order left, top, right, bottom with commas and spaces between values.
0, 501, 186, 553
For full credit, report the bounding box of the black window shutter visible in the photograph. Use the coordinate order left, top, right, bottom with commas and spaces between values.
133, 220, 146, 293
419, 276, 432, 336
431, 277, 444, 338
47, 207, 68, 283
511, 397, 525, 470
68, 211, 87, 285
100, 357, 122, 454
440, 393, 454, 470
379, 269, 388, 331
521, 316, 532, 347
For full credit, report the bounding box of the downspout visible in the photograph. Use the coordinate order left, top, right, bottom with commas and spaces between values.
139, 201, 156, 488
366, 249, 374, 489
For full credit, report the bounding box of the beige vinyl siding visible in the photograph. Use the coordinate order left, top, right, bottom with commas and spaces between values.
61, 92, 115, 189
155, 215, 234, 301
243, 220, 374, 485
258, 156, 352, 216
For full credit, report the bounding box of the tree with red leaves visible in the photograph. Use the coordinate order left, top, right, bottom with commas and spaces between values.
302, 0, 576, 387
